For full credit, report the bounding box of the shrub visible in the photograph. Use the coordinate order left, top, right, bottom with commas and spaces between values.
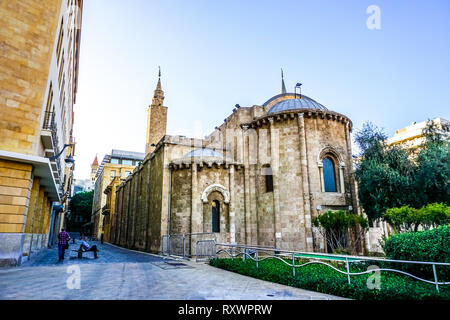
209, 257, 449, 300
383, 225, 450, 279
312, 210, 368, 253
383, 203, 450, 232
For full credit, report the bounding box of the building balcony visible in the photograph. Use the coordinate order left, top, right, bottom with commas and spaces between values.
41, 111, 64, 186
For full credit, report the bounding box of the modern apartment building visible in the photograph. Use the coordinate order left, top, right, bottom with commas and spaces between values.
0, 0, 83, 266
90, 150, 144, 239
386, 117, 450, 150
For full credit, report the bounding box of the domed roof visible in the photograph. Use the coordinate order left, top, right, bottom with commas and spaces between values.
184, 148, 224, 158
267, 94, 327, 114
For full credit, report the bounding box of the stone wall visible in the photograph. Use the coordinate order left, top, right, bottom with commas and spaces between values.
0, 0, 62, 155
111, 145, 166, 253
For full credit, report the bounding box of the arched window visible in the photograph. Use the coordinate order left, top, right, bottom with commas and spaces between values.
323, 157, 337, 192
212, 200, 220, 232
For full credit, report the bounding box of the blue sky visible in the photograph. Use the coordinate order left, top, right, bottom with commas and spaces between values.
73, 0, 450, 180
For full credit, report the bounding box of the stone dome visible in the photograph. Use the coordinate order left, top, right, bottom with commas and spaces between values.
265, 94, 328, 114
184, 148, 224, 158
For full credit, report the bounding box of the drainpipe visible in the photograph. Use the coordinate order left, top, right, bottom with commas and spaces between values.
167, 167, 172, 236
166, 166, 172, 255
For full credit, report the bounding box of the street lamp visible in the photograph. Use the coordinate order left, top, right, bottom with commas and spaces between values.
65, 154, 75, 169
49, 144, 75, 168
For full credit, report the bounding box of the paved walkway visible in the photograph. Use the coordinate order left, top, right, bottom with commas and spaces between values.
0, 241, 345, 300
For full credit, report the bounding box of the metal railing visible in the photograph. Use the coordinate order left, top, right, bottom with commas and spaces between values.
196, 240, 216, 262
214, 243, 450, 293
42, 111, 55, 130
161, 232, 216, 259
43, 111, 63, 183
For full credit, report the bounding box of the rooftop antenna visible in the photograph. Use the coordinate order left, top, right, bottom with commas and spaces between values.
295, 83, 302, 99
281, 68, 287, 94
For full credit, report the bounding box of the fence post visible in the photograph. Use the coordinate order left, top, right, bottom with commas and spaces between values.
432, 264, 440, 293
182, 234, 186, 259
168, 234, 171, 256
256, 251, 259, 268
292, 253, 296, 277
243, 246, 246, 261
346, 257, 351, 284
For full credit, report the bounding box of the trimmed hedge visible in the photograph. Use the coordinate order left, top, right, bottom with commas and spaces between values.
209, 257, 450, 300
383, 225, 450, 279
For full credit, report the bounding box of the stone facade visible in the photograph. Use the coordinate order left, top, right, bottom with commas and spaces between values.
108, 77, 360, 255
0, 0, 83, 266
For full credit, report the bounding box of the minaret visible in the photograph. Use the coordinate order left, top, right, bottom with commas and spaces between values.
90, 154, 98, 181
145, 67, 168, 154
281, 68, 287, 94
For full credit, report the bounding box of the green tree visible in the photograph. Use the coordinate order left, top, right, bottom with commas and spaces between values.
355, 121, 450, 223
68, 191, 93, 232
354, 122, 415, 221
414, 120, 450, 206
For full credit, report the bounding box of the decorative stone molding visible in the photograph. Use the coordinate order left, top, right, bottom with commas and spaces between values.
201, 184, 230, 204
317, 146, 343, 164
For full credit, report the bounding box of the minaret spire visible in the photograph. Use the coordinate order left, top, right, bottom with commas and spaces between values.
152, 66, 164, 106
281, 68, 287, 94
146, 66, 168, 154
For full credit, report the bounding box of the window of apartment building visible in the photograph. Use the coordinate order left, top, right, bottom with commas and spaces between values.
43, 83, 54, 129
58, 55, 65, 90
122, 159, 133, 165
124, 171, 131, 177
60, 91, 65, 114
110, 158, 119, 164
111, 170, 116, 178
45, 83, 53, 113
56, 18, 64, 64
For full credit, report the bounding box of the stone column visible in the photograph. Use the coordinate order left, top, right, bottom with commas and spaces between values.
345, 121, 359, 214
268, 118, 281, 248
229, 165, 236, 243
190, 163, 202, 234
297, 113, 313, 251
318, 162, 325, 192
339, 163, 346, 193
242, 127, 252, 244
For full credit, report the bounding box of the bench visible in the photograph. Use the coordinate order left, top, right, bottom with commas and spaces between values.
72, 247, 96, 259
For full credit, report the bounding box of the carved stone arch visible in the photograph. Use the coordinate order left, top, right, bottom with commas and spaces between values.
317, 146, 343, 165
201, 184, 230, 204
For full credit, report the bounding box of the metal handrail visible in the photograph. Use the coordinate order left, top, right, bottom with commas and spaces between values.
216, 243, 450, 266
214, 243, 450, 293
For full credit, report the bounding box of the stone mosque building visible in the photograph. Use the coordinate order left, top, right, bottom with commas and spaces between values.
107, 71, 359, 254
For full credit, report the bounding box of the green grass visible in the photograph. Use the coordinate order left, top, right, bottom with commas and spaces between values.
209, 257, 450, 300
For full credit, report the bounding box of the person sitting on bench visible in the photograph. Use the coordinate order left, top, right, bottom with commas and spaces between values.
81, 236, 99, 258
